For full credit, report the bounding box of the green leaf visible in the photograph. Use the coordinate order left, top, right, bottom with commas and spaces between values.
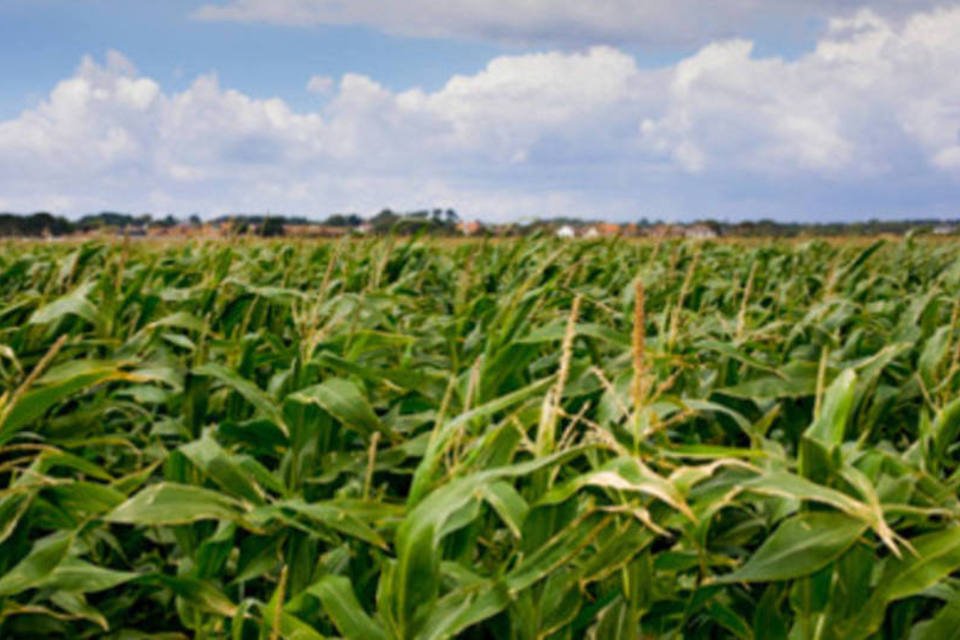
918, 325, 951, 389
0, 492, 33, 544
932, 397, 960, 463
845, 526, 960, 638
408, 377, 552, 505
0, 361, 132, 445
539, 457, 695, 521
481, 481, 529, 539
50, 591, 110, 631
417, 581, 512, 640
44, 481, 126, 518
148, 574, 238, 618
909, 596, 960, 640
393, 448, 588, 636
271, 500, 389, 549
718, 512, 866, 583
40, 557, 138, 593
0, 531, 73, 596
179, 433, 266, 504
307, 575, 387, 640
269, 611, 328, 640
194, 363, 288, 435
29, 282, 100, 326
718, 361, 819, 400
106, 482, 248, 525
871, 526, 960, 602
286, 378, 384, 438
144, 311, 207, 333
806, 368, 858, 447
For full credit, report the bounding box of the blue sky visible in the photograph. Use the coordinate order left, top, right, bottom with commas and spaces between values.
0, 1, 510, 116
0, 0, 959, 221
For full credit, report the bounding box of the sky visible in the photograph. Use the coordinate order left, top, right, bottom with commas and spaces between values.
1, 1, 959, 222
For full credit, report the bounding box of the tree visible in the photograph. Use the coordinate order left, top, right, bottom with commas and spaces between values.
259, 217, 285, 237
371, 209, 401, 234
0, 212, 75, 237
324, 213, 363, 227
230, 218, 250, 235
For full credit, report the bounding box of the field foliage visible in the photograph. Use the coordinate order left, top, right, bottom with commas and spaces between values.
1, 237, 960, 638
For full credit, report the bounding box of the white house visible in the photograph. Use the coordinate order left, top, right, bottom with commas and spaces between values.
556, 225, 576, 239
684, 224, 718, 239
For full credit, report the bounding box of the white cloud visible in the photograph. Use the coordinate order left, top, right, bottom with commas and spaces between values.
191, 0, 942, 46
638, 7, 960, 179
306, 74, 333, 94
3, 6, 960, 220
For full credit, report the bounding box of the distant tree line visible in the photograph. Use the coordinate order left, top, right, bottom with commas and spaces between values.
707, 218, 959, 237
503, 217, 959, 238
0, 212, 74, 237
0, 209, 465, 238
0, 212, 207, 237
1, 210, 957, 239
367, 208, 460, 235
215, 208, 462, 237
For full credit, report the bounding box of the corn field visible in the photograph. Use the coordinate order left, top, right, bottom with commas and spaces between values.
1, 236, 960, 638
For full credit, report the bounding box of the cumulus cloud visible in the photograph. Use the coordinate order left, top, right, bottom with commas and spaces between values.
306, 75, 333, 94
191, 0, 941, 47
640, 8, 960, 178
3, 6, 960, 220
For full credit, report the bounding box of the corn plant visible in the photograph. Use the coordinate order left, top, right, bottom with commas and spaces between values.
0, 236, 959, 638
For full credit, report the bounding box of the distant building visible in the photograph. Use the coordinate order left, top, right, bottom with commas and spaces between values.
684, 224, 719, 239
646, 224, 683, 238
148, 222, 199, 237
621, 223, 642, 237
933, 224, 957, 235
582, 223, 621, 238
556, 225, 576, 239
457, 220, 484, 236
